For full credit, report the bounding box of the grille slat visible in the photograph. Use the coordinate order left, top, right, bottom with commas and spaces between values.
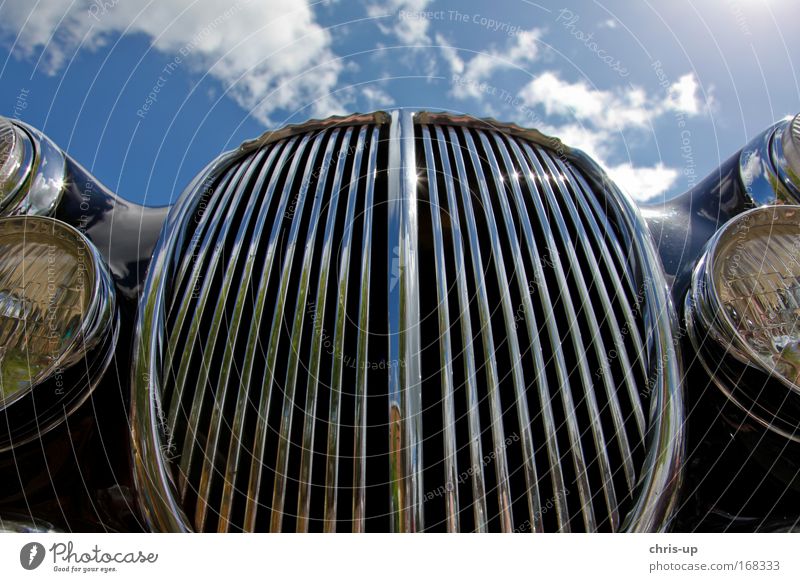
266, 130, 331, 532
526, 143, 627, 530
446, 126, 514, 532
431, 124, 490, 531
386, 111, 425, 531
162, 164, 239, 432
420, 125, 461, 532
486, 131, 570, 531
241, 131, 336, 531
168, 148, 272, 502
289, 127, 356, 532
549, 155, 647, 476
211, 136, 316, 531
352, 126, 380, 532
539, 149, 646, 449
322, 125, 369, 532
291, 128, 343, 531
191, 143, 279, 531
137, 111, 682, 533
166, 165, 236, 331
570, 168, 649, 387
503, 136, 600, 530
464, 128, 545, 531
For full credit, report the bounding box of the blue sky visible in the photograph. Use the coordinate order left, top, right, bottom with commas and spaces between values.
0, 0, 797, 206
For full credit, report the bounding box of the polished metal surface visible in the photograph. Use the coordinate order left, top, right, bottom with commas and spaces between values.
739, 114, 800, 206
132, 109, 683, 532
0, 216, 118, 451
0, 118, 33, 209
0, 119, 66, 217
685, 205, 800, 444
781, 114, 800, 182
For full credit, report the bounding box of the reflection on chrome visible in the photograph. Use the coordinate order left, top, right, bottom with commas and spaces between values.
131, 110, 683, 533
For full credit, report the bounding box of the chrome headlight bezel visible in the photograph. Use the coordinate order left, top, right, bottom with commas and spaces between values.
0, 216, 118, 451
739, 114, 800, 207
686, 205, 800, 442
0, 117, 66, 218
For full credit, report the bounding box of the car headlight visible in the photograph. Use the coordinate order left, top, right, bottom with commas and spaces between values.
0, 216, 117, 450
686, 205, 800, 441
0, 116, 65, 217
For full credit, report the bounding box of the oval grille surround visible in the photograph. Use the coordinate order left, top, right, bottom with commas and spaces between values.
131, 110, 683, 532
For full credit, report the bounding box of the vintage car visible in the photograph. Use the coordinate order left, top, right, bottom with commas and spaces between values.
0, 109, 797, 532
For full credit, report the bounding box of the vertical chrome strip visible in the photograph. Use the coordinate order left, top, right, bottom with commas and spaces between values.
552, 156, 647, 448
322, 126, 369, 532
503, 136, 597, 530
195, 134, 311, 520
214, 134, 333, 531
166, 166, 235, 328
433, 125, 488, 531
448, 126, 513, 532
243, 128, 354, 531
489, 132, 570, 530
352, 126, 380, 532
570, 169, 649, 399
420, 125, 460, 532
575, 177, 640, 308
162, 164, 244, 432
190, 145, 275, 530
386, 110, 424, 532
474, 129, 556, 530
168, 147, 272, 501
265, 131, 330, 532
521, 142, 621, 529
272, 129, 339, 530
463, 128, 545, 531
292, 128, 354, 530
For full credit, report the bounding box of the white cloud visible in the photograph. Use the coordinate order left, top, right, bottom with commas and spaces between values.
519, 71, 706, 132
0, 0, 346, 124
361, 85, 395, 108
437, 29, 542, 100
605, 162, 680, 201
511, 70, 711, 200
666, 73, 705, 116
366, 0, 433, 44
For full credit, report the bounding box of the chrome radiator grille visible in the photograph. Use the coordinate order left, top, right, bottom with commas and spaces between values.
132, 110, 682, 533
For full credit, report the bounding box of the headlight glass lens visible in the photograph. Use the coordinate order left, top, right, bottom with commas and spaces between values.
0, 217, 94, 405
0, 118, 32, 208
711, 207, 800, 386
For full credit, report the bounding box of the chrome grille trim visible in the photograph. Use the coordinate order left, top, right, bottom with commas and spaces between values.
191, 142, 278, 531
169, 148, 270, 502
293, 128, 342, 532
242, 131, 325, 531
526, 141, 622, 529
265, 129, 338, 532
387, 110, 424, 532
352, 126, 380, 532
430, 124, 489, 531
263, 130, 330, 532
450, 126, 521, 532
420, 125, 461, 532
321, 125, 369, 532
486, 130, 569, 531
132, 110, 683, 533
505, 136, 597, 530
214, 135, 318, 531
